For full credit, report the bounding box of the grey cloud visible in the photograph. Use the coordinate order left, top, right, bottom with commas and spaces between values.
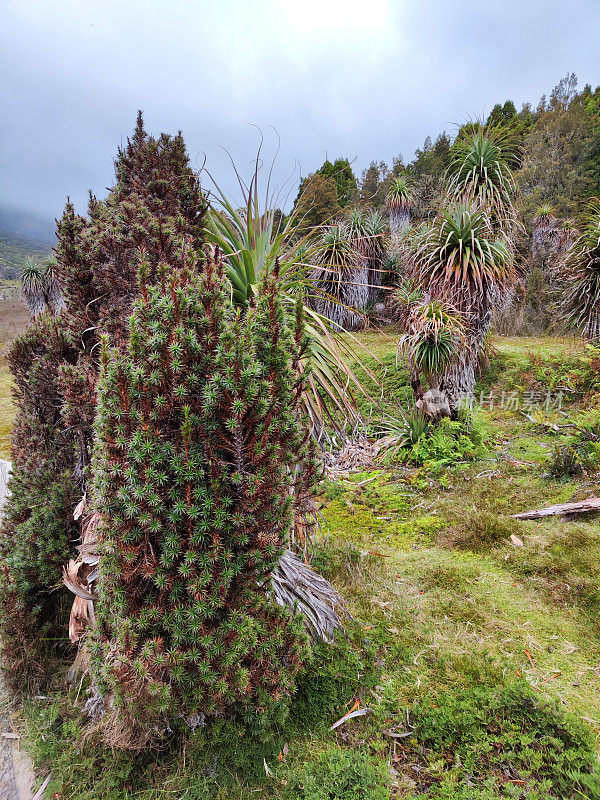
1, 0, 598, 221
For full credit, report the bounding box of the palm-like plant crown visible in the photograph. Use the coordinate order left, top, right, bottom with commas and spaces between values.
560, 200, 600, 340
416, 200, 514, 314
317, 224, 356, 278
401, 298, 465, 380
386, 175, 414, 211
207, 174, 378, 433
346, 208, 386, 258
533, 203, 557, 225
446, 126, 518, 228
363, 208, 387, 240
20, 257, 61, 316
21, 258, 46, 296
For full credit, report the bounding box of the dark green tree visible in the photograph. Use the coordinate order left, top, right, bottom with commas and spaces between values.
319, 158, 359, 207
89, 248, 313, 741
0, 314, 78, 691
0, 114, 208, 689
294, 172, 341, 230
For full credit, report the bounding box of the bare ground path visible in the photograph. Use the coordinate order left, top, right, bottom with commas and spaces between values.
0, 676, 34, 800
0, 458, 35, 799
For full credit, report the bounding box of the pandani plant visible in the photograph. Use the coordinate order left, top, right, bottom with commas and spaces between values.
20, 258, 63, 317
445, 123, 519, 231
560, 199, 600, 341
206, 170, 380, 435
398, 297, 465, 399
311, 223, 363, 331
414, 199, 515, 413
386, 175, 414, 242
362, 208, 388, 301
346, 207, 387, 305
408, 123, 520, 414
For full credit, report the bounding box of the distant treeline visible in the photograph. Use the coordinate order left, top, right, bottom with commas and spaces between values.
293, 73, 600, 226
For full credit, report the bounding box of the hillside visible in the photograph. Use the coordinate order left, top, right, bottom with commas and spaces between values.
0, 206, 55, 280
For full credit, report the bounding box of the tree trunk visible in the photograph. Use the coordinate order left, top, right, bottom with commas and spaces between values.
389, 208, 410, 245
440, 305, 491, 416
439, 349, 477, 417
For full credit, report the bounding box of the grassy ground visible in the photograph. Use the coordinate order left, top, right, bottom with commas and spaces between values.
3, 322, 600, 798
0, 298, 28, 458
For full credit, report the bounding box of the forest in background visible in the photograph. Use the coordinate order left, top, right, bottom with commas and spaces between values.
1, 70, 600, 800
291, 73, 599, 334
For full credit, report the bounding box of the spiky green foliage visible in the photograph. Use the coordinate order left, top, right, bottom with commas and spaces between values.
207, 178, 378, 432
446, 125, 519, 229
399, 298, 465, 385
386, 174, 414, 211
20, 258, 62, 317
416, 201, 514, 314
533, 203, 557, 222
412, 200, 515, 412
390, 276, 423, 328
0, 314, 78, 691
53, 112, 208, 486
312, 224, 365, 331
0, 114, 209, 690
560, 199, 600, 341
347, 208, 388, 300
386, 175, 414, 242
89, 249, 312, 737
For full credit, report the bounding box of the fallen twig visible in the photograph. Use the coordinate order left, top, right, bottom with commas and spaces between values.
329, 707, 373, 731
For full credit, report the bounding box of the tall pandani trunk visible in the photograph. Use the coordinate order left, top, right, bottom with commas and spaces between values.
21, 286, 47, 318
440, 304, 491, 416
314, 263, 369, 331
389, 208, 410, 244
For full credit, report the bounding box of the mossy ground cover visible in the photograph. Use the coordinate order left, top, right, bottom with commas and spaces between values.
3, 327, 600, 798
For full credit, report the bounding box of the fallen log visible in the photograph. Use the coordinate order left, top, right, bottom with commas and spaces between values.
512, 496, 600, 520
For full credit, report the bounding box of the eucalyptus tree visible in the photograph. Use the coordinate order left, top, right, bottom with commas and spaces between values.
560, 199, 600, 341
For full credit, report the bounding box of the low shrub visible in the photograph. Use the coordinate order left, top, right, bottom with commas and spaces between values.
285, 746, 388, 800
404, 682, 600, 798
546, 417, 600, 478
440, 510, 518, 551
382, 410, 489, 471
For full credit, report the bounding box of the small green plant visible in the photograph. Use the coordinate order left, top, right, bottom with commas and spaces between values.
405, 682, 600, 797
286, 746, 388, 800
546, 418, 600, 478
381, 409, 489, 471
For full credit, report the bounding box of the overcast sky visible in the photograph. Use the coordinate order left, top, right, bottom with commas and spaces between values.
1, 0, 598, 221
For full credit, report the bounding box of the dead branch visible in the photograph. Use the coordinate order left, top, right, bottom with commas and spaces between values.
512, 496, 600, 520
